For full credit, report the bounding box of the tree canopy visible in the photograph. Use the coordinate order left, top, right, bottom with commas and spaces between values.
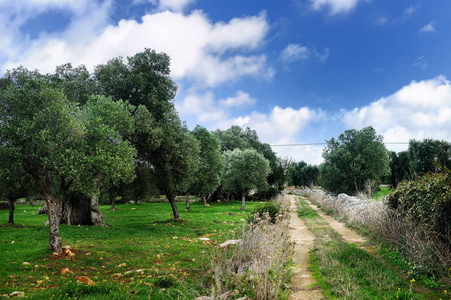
190, 125, 223, 206
222, 148, 270, 210
289, 161, 319, 188
319, 126, 390, 195
408, 139, 451, 175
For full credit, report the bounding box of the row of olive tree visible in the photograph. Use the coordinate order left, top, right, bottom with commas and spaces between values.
316, 126, 451, 196
0, 49, 283, 252
287, 161, 319, 188
388, 139, 451, 188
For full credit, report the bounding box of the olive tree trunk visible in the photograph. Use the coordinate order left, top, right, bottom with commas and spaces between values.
90, 174, 104, 227
8, 199, 15, 224
166, 190, 180, 220
185, 193, 190, 211
202, 195, 208, 206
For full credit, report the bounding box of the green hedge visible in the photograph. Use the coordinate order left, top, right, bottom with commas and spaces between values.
387, 168, 451, 239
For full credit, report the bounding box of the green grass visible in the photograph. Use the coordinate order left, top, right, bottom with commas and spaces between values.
0, 200, 261, 299
296, 200, 327, 225
372, 185, 391, 201
296, 198, 425, 300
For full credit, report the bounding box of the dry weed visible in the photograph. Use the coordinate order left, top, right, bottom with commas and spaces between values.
210, 196, 293, 299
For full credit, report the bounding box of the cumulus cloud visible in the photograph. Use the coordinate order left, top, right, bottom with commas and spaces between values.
310, 0, 364, 14
0, 5, 271, 88
342, 76, 451, 150
419, 21, 436, 33
176, 90, 257, 123
158, 0, 196, 11
219, 91, 256, 108
177, 89, 327, 164
228, 106, 325, 144
280, 44, 309, 63
225, 106, 326, 164
272, 144, 325, 166
0, 0, 112, 65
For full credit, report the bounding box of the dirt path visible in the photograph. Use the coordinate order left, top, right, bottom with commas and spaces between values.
287, 194, 374, 299
304, 199, 366, 245
287, 195, 325, 300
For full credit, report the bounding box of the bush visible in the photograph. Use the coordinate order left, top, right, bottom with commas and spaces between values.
387, 168, 451, 240
247, 201, 281, 224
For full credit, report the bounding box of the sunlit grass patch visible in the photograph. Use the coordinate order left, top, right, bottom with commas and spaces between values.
372, 185, 391, 201
0, 200, 262, 298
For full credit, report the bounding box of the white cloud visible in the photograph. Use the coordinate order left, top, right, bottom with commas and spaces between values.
342, 76, 451, 151
159, 0, 195, 11
219, 91, 256, 108
280, 44, 309, 63
0, 6, 271, 88
310, 0, 364, 14
413, 56, 428, 70
419, 21, 436, 33
0, 0, 112, 65
314, 48, 330, 63
177, 90, 326, 164
272, 144, 325, 166
376, 17, 388, 26
225, 106, 326, 164
405, 6, 416, 15
176, 90, 257, 123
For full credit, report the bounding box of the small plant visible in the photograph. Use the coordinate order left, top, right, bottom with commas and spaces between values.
247, 201, 282, 224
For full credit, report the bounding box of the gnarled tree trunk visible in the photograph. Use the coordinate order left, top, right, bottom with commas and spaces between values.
241, 191, 246, 211
166, 190, 180, 220
46, 196, 62, 253
60, 193, 92, 225
38, 176, 62, 253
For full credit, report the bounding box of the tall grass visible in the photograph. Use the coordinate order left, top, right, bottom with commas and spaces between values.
209, 196, 293, 300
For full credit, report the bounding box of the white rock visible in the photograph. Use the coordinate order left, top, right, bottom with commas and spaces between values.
219, 239, 241, 248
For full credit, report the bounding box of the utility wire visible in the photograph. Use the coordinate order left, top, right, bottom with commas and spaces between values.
270, 142, 410, 147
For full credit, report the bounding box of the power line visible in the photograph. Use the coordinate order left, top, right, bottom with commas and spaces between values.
270, 142, 410, 147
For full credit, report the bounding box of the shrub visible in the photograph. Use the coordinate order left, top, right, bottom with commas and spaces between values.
387, 168, 451, 240
247, 201, 281, 224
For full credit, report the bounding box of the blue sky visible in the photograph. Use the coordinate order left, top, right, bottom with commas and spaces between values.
1, 0, 451, 164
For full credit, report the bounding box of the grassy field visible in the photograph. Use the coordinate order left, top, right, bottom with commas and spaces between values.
0, 200, 262, 299
372, 185, 391, 201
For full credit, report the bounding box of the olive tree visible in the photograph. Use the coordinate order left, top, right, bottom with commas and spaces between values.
76, 95, 137, 226
222, 149, 270, 210
1, 80, 85, 252
149, 112, 200, 220
319, 126, 390, 196
0, 76, 136, 252
190, 126, 223, 207
0, 148, 36, 223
